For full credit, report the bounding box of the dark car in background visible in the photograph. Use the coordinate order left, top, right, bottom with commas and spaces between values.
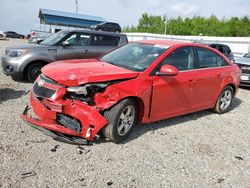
90, 22, 121, 33
4, 31, 25, 39
1, 30, 128, 82
208, 43, 234, 61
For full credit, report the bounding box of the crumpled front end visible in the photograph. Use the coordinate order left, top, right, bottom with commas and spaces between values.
21, 75, 108, 142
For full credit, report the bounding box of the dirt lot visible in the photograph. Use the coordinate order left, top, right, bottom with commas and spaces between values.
0, 39, 250, 188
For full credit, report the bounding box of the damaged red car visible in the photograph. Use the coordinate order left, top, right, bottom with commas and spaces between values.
21, 40, 241, 144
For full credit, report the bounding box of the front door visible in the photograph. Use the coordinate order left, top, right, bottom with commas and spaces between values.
56, 32, 91, 60
150, 47, 196, 120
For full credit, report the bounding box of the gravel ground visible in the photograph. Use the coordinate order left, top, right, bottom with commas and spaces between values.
0, 39, 250, 188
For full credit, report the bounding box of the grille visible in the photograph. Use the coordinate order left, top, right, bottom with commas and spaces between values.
237, 63, 250, 74
33, 82, 56, 99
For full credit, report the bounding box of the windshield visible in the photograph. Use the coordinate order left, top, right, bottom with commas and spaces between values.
100, 43, 169, 71
40, 31, 68, 45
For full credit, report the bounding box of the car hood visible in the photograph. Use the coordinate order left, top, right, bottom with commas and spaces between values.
6, 44, 52, 51
235, 57, 250, 65
41, 59, 139, 86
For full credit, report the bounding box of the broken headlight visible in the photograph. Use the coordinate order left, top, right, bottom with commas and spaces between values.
67, 83, 108, 95
66, 83, 109, 105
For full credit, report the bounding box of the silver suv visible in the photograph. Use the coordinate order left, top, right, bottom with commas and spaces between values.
2, 30, 128, 82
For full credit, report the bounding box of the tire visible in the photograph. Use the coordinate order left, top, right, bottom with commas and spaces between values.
26, 63, 44, 82
213, 86, 234, 114
102, 99, 138, 143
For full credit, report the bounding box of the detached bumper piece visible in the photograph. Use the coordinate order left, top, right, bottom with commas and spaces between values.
21, 92, 108, 143
23, 114, 89, 145
57, 113, 81, 133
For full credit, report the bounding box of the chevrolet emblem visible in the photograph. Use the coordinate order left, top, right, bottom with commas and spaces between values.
38, 79, 45, 87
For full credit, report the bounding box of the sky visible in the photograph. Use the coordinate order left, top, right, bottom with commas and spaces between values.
0, 0, 249, 34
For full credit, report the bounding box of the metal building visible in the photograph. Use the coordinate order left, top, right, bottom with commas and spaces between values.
39, 9, 105, 29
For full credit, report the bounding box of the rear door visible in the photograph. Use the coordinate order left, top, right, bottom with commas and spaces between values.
190, 47, 229, 110
56, 32, 91, 60
88, 33, 120, 58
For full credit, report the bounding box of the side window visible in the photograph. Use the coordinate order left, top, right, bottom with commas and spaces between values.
196, 47, 228, 68
90, 34, 120, 46
79, 33, 90, 46
65, 33, 78, 46
160, 47, 195, 71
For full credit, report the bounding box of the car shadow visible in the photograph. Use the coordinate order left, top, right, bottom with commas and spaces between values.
229, 97, 242, 110
125, 97, 242, 144
240, 86, 250, 90
94, 97, 242, 145
0, 88, 28, 103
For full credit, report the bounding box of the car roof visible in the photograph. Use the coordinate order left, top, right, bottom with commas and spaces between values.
63, 29, 125, 36
135, 40, 190, 47
197, 42, 229, 47
134, 40, 228, 53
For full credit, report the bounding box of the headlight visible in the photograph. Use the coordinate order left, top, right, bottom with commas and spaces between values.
67, 86, 88, 95
9, 49, 29, 57
67, 83, 108, 95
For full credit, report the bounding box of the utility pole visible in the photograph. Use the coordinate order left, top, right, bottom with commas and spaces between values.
164, 19, 167, 35
75, 0, 78, 14
164, 15, 168, 35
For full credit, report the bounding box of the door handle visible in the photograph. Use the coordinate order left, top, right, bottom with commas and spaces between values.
84, 50, 89, 54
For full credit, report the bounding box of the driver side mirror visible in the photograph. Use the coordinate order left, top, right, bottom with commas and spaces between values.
62, 41, 70, 47
156, 64, 179, 76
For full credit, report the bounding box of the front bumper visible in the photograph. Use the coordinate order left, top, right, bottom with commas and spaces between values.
21, 92, 108, 142
1, 55, 24, 80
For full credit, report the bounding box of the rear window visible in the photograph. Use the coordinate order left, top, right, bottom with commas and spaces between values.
196, 47, 228, 68
90, 34, 120, 46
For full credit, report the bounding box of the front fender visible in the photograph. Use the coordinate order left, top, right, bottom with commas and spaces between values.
94, 77, 153, 122
19, 51, 56, 71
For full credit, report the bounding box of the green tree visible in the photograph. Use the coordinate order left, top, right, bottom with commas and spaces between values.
123, 13, 250, 37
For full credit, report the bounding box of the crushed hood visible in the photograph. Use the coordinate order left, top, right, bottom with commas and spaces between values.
41, 59, 139, 86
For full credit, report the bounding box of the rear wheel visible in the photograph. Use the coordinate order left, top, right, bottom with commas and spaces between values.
26, 63, 44, 82
102, 99, 138, 143
213, 86, 234, 114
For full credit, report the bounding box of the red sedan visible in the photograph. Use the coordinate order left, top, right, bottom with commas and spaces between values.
21, 40, 241, 143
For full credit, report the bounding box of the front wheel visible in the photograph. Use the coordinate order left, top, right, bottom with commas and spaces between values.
102, 99, 138, 143
213, 86, 234, 114
26, 63, 44, 82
